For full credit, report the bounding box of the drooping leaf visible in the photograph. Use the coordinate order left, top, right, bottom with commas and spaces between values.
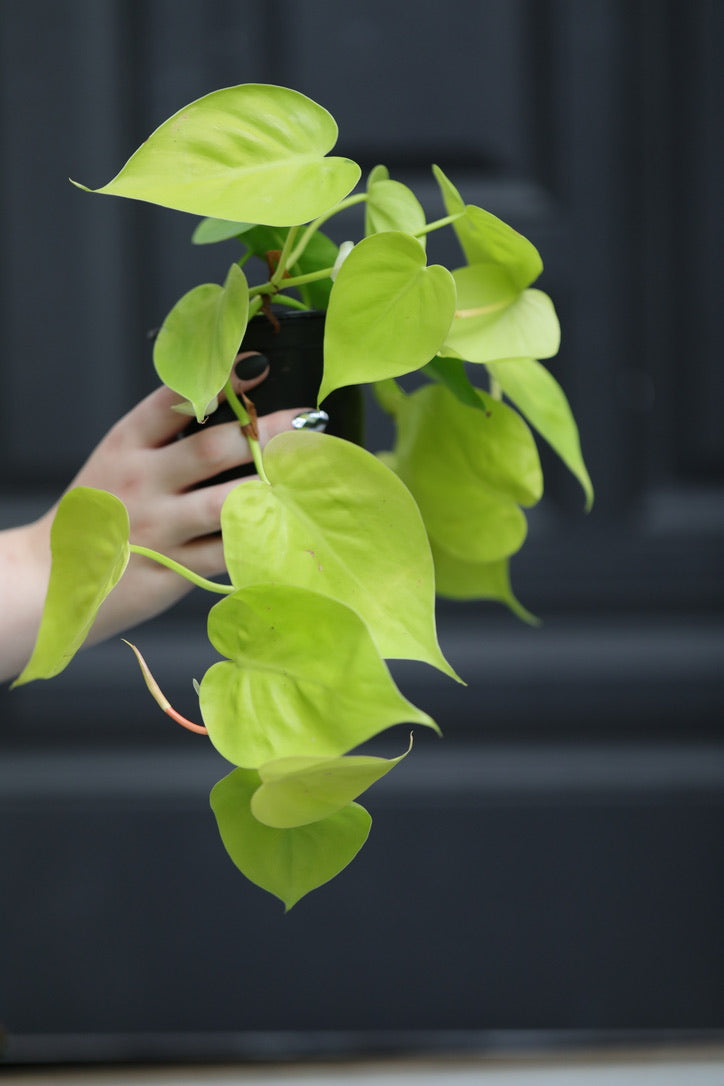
443, 264, 560, 364
365, 178, 427, 247
487, 358, 594, 511
199, 584, 437, 768
221, 430, 458, 678
210, 767, 371, 910
320, 231, 457, 400
153, 262, 248, 422
431, 541, 538, 623
432, 165, 543, 290
422, 356, 488, 413
13, 488, 129, 686
390, 384, 542, 564
72, 84, 361, 226
251, 740, 411, 828
192, 218, 255, 245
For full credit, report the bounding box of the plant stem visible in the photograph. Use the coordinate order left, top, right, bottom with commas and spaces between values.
374, 378, 407, 416
286, 192, 369, 268
223, 379, 270, 483
129, 545, 235, 594
269, 224, 299, 286
413, 211, 465, 238
248, 265, 336, 298
271, 293, 312, 312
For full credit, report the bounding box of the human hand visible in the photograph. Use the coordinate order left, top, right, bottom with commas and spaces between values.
0, 354, 314, 681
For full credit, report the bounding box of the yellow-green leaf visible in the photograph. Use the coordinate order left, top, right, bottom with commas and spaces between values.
488, 358, 594, 511
199, 584, 437, 768
73, 84, 361, 226
13, 488, 129, 686
210, 768, 371, 910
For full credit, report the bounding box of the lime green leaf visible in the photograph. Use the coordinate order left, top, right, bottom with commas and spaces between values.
367, 164, 390, 186
391, 384, 542, 563
199, 584, 437, 768
487, 358, 594, 511
423, 356, 487, 413
431, 541, 538, 623
210, 767, 371, 910
221, 431, 457, 677
153, 262, 248, 422
320, 231, 457, 400
72, 84, 361, 226
13, 488, 129, 686
191, 218, 254, 245
432, 166, 542, 290
251, 740, 411, 828
365, 178, 427, 246
444, 264, 560, 364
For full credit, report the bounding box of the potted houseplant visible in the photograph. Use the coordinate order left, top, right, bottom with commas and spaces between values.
12, 84, 592, 910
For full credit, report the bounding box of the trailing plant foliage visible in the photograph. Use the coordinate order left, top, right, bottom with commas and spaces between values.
14, 84, 591, 908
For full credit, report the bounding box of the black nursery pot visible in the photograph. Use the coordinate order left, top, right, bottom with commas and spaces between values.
185, 308, 364, 484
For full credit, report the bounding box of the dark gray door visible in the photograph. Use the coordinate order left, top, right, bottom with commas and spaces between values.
1, 0, 722, 1062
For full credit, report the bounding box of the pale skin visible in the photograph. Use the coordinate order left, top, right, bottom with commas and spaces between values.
0, 355, 308, 684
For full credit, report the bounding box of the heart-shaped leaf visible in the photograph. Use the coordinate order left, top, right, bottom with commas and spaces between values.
210, 767, 371, 910
488, 358, 594, 510
199, 584, 437, 768
390, 384, 542, 563
251, 741, 411, 828
443, 264, 560, 364
365, 178, 427, 245
431, 541, 538, 623
73, 84, 361, 226
153, 262, 248, 422
320, 231, 456, 400
13, 488, 129, 686
432, 165, 543, 290
221, 430, 458, 678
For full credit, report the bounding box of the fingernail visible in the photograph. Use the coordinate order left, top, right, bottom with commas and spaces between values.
292, 409, 329, 432
234, 352, 269, 380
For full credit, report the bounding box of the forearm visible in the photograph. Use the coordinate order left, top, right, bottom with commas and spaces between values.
0, 516, 52, 683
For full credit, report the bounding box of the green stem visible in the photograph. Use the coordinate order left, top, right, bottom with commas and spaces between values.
269, 224, 299, 286
374, 378, 407, 417
129, 545, 235, 594
413, 211, 465, 238
223, 379, 270, 483
272, 293, 310, 312
248, 265, 335, 298
286, 192, 369, 267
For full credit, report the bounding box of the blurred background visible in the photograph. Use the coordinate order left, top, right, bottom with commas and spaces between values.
1, 0, 722, 1066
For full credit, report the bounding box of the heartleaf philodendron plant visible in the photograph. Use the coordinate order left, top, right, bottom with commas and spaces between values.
13, 85, 592, 909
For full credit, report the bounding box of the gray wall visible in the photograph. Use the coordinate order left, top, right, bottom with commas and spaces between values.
1, 0, 722, 1063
